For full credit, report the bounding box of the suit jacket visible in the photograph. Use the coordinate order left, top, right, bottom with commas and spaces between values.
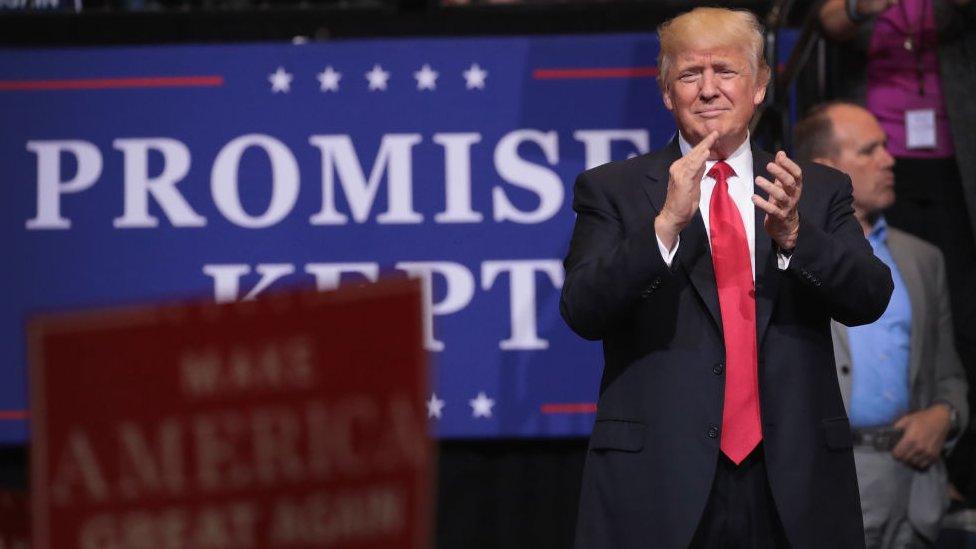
560, 139, 894, 549
831, 227, 969, 541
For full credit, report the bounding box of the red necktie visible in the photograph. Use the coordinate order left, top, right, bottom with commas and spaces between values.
707, 161, 762, 465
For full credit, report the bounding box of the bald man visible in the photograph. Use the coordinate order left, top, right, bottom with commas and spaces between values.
560, 8, 893, 549
794, 102, 968, 548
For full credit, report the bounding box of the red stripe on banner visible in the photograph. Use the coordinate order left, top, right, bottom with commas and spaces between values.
0, 410, 28, 421
0, 75, 224, 91
533, 67, 658, 80
540, 402, 597, 414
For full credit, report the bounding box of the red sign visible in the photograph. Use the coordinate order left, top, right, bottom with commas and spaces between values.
29, 280, 430, 549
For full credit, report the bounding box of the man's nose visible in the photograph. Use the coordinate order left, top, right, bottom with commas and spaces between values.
879, 146, 895, 169
699, 72, 719, 99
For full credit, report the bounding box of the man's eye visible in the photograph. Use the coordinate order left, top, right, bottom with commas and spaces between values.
718, 70, 736, 78
679, 73, 700, 83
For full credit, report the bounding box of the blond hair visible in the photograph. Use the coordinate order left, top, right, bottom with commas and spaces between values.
656, 7, 769, 91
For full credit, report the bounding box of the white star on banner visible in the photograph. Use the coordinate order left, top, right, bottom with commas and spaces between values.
365, 64, 391, 91
414, 63, 439, 91
317, 66, 342, 92
427, 393, 446, 419
469, 392, 495, 418
268, 66, 293, 93
463, 63, 488, 90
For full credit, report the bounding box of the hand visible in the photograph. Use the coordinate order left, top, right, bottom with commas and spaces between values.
654, 131, 719, 250
891, 405, 952, 470
855, 0, 898, 17
753, 151, 802, 251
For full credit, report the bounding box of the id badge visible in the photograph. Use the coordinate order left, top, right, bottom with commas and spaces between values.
905, 109, 937, 149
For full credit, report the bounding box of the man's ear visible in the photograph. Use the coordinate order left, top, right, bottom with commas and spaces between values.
662, 88, 674, 112
752, 67, 770, 106
752, 80, 767, 106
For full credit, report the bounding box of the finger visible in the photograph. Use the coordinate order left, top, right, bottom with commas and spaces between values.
692, 131, 720, 157
766, 162, 797, 195
892, 436, 914, 460
751, 194, 785, 218
775, 151, 803, 182
912, 450, 931, 469
688, 132, 720, 166
755, 176, 791, 206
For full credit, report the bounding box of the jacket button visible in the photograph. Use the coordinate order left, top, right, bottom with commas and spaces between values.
712, 363, 725, 375
707, 425, 719, 439
841, 365, 851, 375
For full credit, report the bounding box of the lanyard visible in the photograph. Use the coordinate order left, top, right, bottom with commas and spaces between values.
899, 0, 928, 96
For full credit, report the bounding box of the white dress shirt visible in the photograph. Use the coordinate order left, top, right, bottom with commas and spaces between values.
655, 133, 790, 278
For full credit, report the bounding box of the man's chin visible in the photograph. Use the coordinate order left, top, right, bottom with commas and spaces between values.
703, 119, 733, 137
681, 126, 722, 145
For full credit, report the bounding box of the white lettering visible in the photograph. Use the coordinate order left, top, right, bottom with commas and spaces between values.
112, 138, 205, 228
481, 259, 564, 350
433, 132, 483, 223
308, 134, 423, 225
26, 140, 102, 230
304, 262, 379, 291
202, 263, 295, 303
395, 261, 475, 351
211, 134, 300, 228
573, 129, 649, 170
116, 420, 185, 499
492, 130, 563, 224
50, 430, 109, 505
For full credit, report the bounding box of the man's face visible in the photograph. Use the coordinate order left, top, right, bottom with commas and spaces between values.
662, 45, 766, 155
824, 106, 896, 216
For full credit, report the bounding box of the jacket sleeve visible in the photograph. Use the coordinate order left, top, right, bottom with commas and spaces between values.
930, 249, 970, 444
784, 171, 894, 326
559, 170, 673, 341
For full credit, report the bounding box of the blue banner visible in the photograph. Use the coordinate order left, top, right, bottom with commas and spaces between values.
1, 32, 795, 442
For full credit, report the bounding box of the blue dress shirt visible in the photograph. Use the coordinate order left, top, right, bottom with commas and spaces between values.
848, 217, 912, 428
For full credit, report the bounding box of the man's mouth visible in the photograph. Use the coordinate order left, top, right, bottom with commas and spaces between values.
696, 108, 728, 118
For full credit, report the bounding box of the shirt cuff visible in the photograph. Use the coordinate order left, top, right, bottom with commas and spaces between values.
656, 234, 680, 267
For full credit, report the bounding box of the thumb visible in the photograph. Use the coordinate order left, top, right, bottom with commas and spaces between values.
894, 415, 910, 430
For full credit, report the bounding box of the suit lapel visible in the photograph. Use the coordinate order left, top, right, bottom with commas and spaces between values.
682, 217, 724, 334
752, 145, 781, 349
640, 140, 675, 215
887, 230, 925, 388
642, 139, 723, 334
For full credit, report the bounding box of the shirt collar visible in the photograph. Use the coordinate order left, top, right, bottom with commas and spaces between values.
867, 215, 889, 244
677, 132, 752, 183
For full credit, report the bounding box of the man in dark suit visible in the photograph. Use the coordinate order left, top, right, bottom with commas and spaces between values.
559, 7, 893, 548
794, 102, 968, 548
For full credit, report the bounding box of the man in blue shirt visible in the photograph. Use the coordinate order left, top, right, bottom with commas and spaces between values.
794, 102, 969, 548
